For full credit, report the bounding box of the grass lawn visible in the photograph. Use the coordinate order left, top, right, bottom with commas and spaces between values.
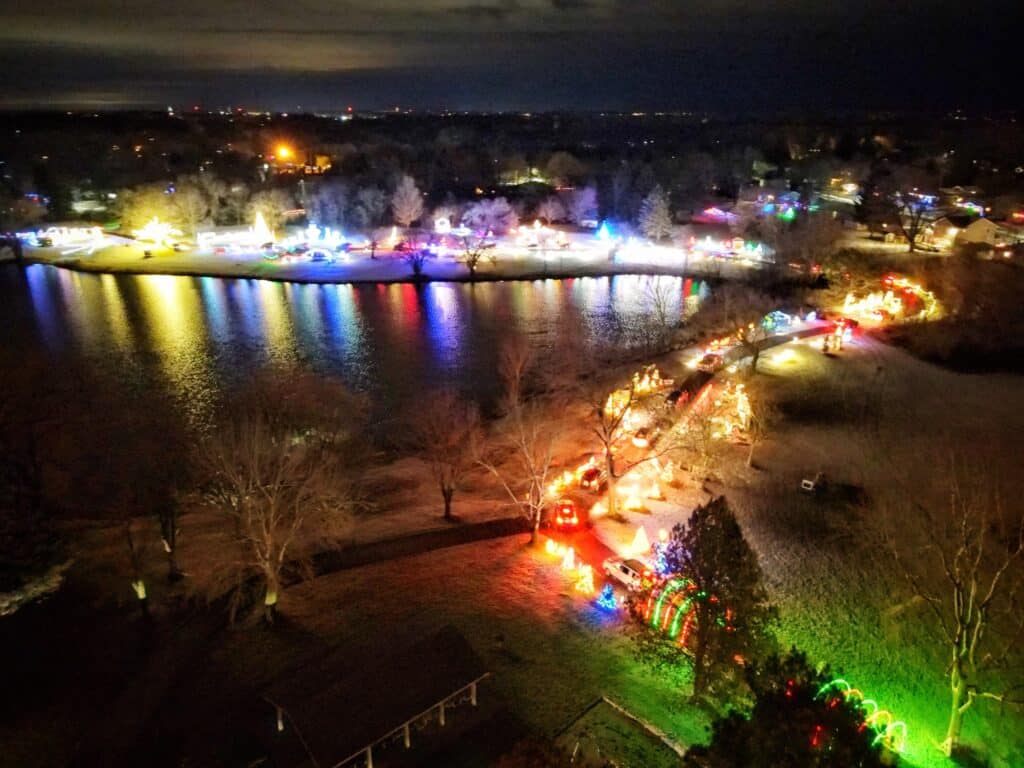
707, 334, 1024, 767
276, 534, 713, 756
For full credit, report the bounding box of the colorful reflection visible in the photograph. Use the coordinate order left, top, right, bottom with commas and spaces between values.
3, 267, 706, 422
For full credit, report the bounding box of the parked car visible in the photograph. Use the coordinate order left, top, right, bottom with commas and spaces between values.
552, 499, 580, 529
697, 353, 724, 373
602, 557, 654, 591
579, 466, 606, 492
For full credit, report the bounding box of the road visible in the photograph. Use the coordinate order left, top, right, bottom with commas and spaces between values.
543, 319, 838, 598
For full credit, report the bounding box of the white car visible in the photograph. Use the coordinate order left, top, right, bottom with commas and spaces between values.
602, 557, 653, 591
697, 353, 725, 373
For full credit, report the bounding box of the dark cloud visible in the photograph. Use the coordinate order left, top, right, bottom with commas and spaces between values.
0, 0, 1014, 111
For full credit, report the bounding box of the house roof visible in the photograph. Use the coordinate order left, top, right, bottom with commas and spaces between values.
964, 217, 999, 231
265, 625, 488, 768
931, 213, 974, 229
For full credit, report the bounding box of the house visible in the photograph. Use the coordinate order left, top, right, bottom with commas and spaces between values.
956, 218, 1009, 247
928, 214, 974, 248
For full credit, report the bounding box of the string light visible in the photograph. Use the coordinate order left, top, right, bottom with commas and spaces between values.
815, 678, 908, 753
596, 584, 618, 611
133, 217, 182, 247
575, 565, 595, 594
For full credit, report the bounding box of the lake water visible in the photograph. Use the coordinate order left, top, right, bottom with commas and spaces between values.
1, 264, 706, 424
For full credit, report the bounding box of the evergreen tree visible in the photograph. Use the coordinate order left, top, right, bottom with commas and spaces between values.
683, 650, 886, 768
662, 496, 774, 697
638, 184, 673, 241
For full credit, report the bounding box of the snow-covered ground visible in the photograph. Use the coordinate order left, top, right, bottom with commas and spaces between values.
20, 235, 767, 285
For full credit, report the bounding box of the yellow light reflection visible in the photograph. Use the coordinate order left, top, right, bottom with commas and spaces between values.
99, 273, 131, 352
136, 275, 217, 425
257, 280, 297, 365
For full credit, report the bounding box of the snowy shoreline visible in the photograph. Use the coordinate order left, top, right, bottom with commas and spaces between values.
20, 245, 755, 286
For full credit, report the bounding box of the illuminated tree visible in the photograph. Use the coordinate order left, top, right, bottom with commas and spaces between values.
881, 473, 1024, 757
201, 375, 364, 623
462, 197, 519, 235
683, 651, 885, 767
351, 185, 388, 229
408, 388, 481, 521
117, 183, 181, 233
638, 184, 673, 241
391, 174, 424, 227
247, 188, 294, 235
535, 196, 566, 224
577, 371, 683, 518
306, 180, 349, 228
432, 202, 459, 229
662, 497, 774, 698
564, 185, 598, 225
678, 398, 724, 480
458, 234, 489, 278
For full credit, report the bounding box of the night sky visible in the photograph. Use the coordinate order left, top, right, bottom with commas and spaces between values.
0, 0, 1014, 112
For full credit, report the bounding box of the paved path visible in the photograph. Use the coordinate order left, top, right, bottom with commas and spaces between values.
546, 319, 839, 588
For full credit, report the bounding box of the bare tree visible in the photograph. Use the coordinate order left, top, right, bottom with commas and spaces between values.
690, 284, 776, 373
201, 376, 363, 623
306, 180, 349, 229
461, 197, 519, 235
391, 174, 424, 227
478, 339, 555, 543
173, 176, 213, 239
763, 213, 843, 274
678, 402, 722, 481
536, 196, 566, 224
222, 181, 251, 225
745, 388, 779, 468
247, 188, 294, 233
403, 249, 429, 279
640, 276, 680, 353
408, 389, 481, 521
458, 235, 489, 278
638, 185, 673, 241
882, 474, 1024, 756
117, 183, 182, 233
577, 370, 685, 518
564, 185, 598, 226
859, 167, 938, 253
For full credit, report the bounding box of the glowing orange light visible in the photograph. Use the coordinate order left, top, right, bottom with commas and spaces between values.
275, 144, 293, 160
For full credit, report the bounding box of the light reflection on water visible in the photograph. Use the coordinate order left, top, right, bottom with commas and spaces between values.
7, 266, 705, 426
